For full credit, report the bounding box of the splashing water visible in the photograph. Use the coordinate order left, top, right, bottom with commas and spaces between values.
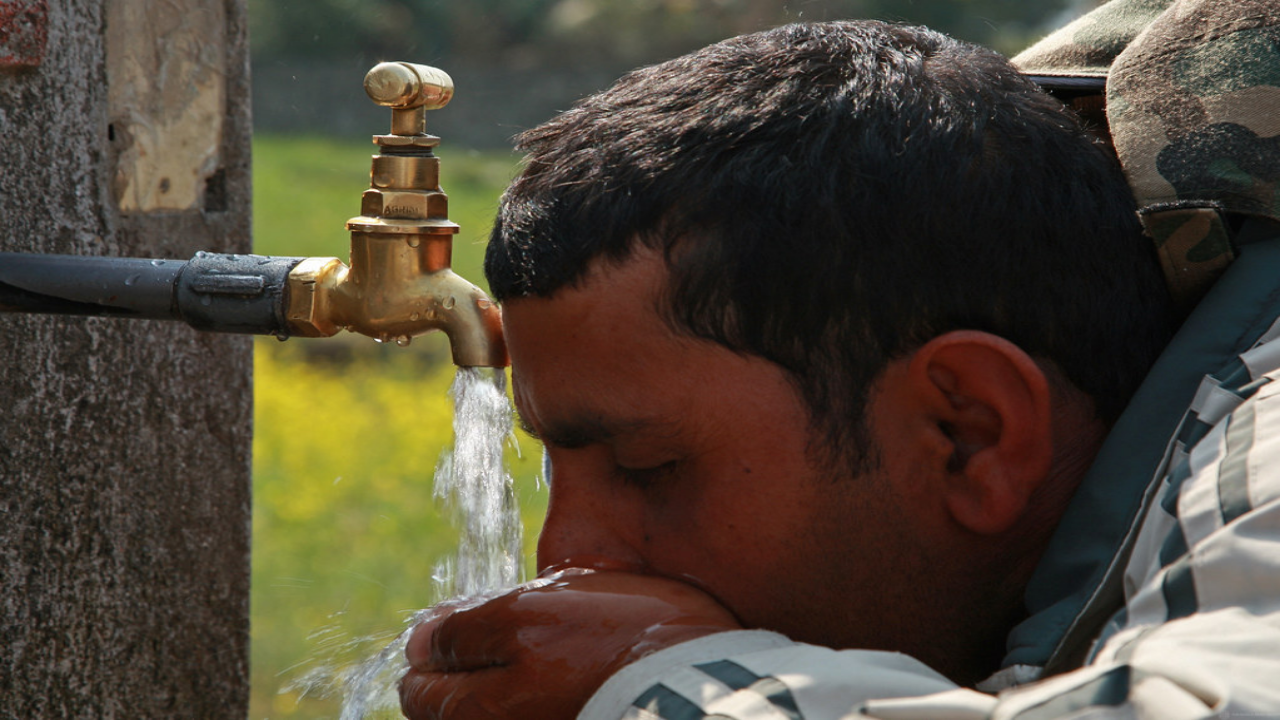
431, 367, 523, 598
288, 367, 523, 719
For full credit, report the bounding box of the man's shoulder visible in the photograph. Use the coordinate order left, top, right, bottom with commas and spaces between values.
1010, 231, 1280, 673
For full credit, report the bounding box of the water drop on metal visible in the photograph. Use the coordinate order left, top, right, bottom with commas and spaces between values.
406, 237, 421, 248
410, 312, 420, 321
395, 335, 412, 347
150, 259, 164, 267
443, 296, 456, 310
124, 274, 141, 286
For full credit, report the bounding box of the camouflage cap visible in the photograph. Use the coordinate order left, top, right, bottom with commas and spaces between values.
1014, 0, 1280, 311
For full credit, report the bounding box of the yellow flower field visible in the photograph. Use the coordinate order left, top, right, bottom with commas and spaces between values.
249, 135, 543, 718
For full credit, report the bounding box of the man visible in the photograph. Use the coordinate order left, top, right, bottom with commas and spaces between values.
401, 1, 1280, 717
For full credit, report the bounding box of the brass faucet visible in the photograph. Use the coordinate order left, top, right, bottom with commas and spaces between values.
284, 62, 508, 368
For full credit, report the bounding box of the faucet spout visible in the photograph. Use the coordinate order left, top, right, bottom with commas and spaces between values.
282, 62, 508, 367
429, 268, 507, 368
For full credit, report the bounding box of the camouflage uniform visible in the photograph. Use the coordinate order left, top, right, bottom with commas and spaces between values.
1016, 0, 1280, 314
577, 3, 1280, 719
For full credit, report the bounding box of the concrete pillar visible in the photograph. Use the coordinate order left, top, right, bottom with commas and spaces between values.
0, 0, 252, 715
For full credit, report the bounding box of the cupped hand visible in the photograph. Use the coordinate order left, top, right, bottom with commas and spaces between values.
399, 568, 741, 719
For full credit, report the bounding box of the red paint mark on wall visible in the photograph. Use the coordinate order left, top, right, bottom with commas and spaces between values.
0, 0, 48, 68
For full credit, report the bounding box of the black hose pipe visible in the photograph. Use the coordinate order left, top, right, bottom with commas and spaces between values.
0, 252, 306, 337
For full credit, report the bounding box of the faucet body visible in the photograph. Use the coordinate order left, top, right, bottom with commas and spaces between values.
0, 62, 507, 367
283, 61, 508, 368
286, 233, 505, 366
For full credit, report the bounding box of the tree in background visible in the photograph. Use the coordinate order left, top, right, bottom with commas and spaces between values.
248, 0, 1094, 144
250, 0, 1088, 68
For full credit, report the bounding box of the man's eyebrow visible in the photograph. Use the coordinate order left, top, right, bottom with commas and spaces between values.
515, 410, 674, 449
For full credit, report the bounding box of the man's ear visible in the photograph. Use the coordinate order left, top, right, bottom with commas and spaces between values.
905, 330, 1054, 535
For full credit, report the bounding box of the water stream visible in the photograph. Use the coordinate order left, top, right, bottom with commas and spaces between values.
429, 367, 523, 599
287, 367, 523, 718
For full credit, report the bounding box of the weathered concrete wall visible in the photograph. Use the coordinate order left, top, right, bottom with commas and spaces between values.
0, 0, 252, 716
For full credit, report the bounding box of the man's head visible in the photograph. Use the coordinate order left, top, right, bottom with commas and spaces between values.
485, 20, 1174, 681
487, 20, 1172, 475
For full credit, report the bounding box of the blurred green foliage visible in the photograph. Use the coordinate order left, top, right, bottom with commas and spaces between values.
250, 0, 1089, 66
250, 134, 540, 719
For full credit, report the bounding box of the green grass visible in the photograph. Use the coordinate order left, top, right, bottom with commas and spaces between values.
251, 133, 521, 283
249, 134, 540, 719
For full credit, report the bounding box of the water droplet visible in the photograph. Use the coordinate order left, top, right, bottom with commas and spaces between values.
395, 335, 412, 347
406, 237, 421, 248
477, 299, 492, 309
275, 334, 289, 343
376, 334, 389, 344
443, 296, 456, 310
150, 259, 164, 267
200, 296, 212, 306
124, 273, 141, 286
409, 312, 420, 321
195, 251, 208, 258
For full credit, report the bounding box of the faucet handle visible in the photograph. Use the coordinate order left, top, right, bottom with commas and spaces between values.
364, 62, 454, 136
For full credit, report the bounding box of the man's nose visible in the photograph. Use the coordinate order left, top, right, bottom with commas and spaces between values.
535, 454, 646, 574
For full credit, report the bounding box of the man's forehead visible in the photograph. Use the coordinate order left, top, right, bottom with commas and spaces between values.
574, 245, 672, 300
503, 248, 676, 348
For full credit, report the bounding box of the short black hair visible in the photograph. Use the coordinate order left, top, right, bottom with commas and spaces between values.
486, 20, 1173, 472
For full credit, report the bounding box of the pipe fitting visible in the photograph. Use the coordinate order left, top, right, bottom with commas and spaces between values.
0, 61, 507, 367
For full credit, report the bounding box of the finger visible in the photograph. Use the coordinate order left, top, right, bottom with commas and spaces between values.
405, 616, 436, 671
399, 668, 508, 720
400, 669, 471, 720
405, 596, 498, 671
399, 670, 447, 720
427, 599, 515, 672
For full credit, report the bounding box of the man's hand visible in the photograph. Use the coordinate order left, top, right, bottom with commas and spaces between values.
399, 568, 742, 719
